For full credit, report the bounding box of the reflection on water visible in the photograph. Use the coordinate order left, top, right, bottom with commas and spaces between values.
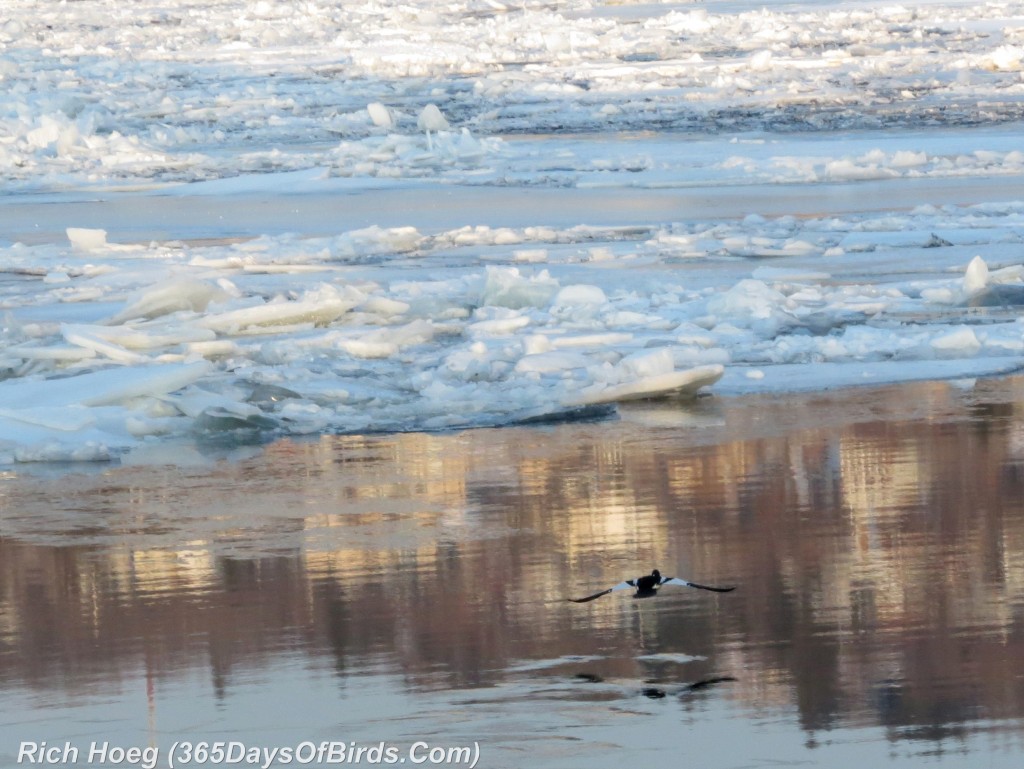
3, 378, 1024, 767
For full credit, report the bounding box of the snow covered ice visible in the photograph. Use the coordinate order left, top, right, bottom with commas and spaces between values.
3, 0, 1024, 464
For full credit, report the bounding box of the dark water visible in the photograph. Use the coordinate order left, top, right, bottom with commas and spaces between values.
3, 378, 1024, 768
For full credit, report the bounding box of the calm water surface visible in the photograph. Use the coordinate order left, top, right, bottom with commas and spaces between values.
3, 379, 1024, 768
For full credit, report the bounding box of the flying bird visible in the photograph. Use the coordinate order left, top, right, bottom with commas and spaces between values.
568, 569, 735, 603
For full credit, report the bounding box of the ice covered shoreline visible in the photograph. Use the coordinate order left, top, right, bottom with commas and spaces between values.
4, 0, 1024, 463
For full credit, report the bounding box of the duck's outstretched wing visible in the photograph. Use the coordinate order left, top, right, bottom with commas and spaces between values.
661, 577, 735, 593
568, 579, 636, 603
685, 676, 737, 691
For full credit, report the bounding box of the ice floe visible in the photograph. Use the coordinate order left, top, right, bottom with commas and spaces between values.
4, 0, 1024, 463
4, 0, 1024, 189
2, 199, 1024, 462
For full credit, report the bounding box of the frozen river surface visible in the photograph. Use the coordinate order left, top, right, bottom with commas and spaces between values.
3, 0, 1024, 462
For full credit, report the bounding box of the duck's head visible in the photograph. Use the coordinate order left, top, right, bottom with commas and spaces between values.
651, 569, 661, 580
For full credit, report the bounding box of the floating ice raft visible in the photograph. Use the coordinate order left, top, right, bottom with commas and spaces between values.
0, 362, 213, 463
569, 365, 725, 406
0, 359, 723, 463
0, 361, 211, 412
